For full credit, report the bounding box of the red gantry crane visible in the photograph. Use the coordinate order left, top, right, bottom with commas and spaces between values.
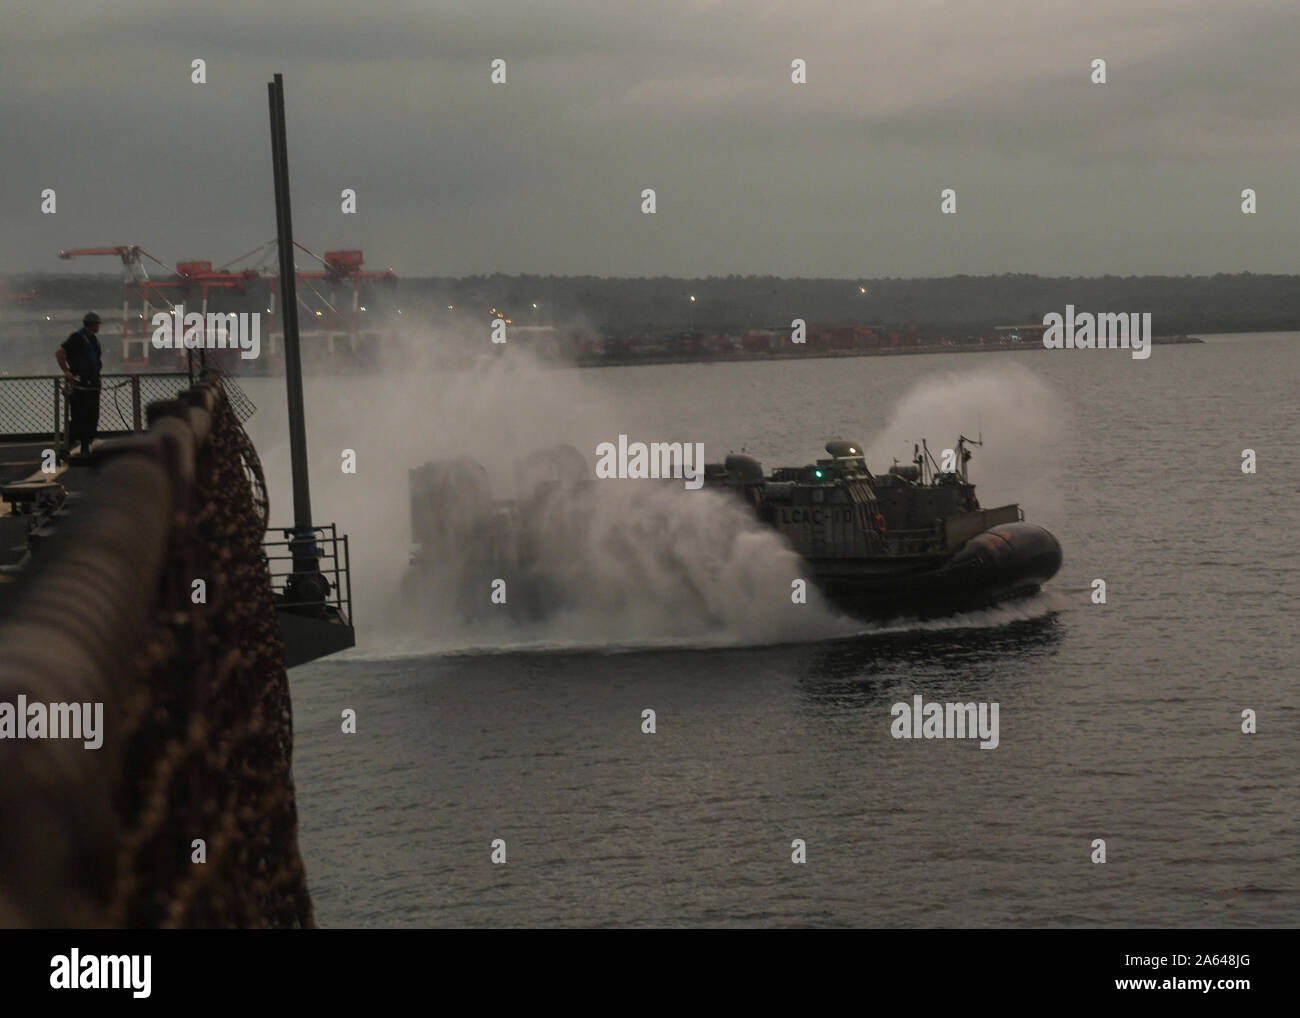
59, 241, 396, 367
288, 244, 396, 336
58, 245, 263, 368
57, 245, 182, 361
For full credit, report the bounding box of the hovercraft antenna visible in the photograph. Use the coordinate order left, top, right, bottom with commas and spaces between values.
957, 433, 983, 484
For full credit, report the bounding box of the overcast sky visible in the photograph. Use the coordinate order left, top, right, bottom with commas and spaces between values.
2, 0, 1297, 279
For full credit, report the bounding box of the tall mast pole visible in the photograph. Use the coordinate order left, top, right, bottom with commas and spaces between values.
268, 73, 317, 574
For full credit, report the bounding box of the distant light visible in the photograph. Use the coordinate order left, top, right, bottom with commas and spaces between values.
859, 286, 867, 294
814, 469, 823, 478
849, 447, 857, 454
45, 315, 51, 321
532, 303, 538, 309
689, 295, 696, 302
266, 308, 271, 312
448, 304, 454, 310
315, 310, 322, 316
170, 309, 176, 315
360, 306, 367, 311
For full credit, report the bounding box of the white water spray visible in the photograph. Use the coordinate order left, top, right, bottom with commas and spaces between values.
864, 362, 1068, 516
244, 340, 1067, 658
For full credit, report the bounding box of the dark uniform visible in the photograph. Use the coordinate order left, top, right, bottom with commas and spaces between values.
62, 325, 102, 454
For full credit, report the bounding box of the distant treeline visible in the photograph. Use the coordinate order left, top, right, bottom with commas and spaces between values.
10, 272, 1300, 337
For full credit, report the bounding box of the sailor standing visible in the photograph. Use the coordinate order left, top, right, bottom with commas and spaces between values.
56, 311, 104, 457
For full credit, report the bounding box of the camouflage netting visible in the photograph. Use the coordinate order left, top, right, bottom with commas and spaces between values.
109, 386, 312, 928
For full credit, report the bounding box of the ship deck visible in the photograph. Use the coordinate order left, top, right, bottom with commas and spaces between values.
0, 375, 354, 666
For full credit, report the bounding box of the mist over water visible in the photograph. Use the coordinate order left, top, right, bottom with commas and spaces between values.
864, 362, 1069, 517
246, 339, 1069, 657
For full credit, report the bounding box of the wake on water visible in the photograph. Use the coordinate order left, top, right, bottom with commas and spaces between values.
346, 590, 1068, 662
266, 338, 1067, 661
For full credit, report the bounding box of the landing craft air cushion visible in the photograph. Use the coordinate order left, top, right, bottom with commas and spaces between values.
405, 437, 1062, 624
702, 438, 1062, 620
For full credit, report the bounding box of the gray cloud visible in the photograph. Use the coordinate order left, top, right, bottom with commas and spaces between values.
1, 0, 1297, 278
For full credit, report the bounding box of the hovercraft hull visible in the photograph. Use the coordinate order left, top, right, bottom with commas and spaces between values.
809, 522, 1063, 621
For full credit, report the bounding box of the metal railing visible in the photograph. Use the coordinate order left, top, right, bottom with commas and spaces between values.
0, 373, 186, 447
0, 371, 256, 455
263, 522, 353, 626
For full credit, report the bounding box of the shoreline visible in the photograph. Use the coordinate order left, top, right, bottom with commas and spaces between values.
0, 333, 1208, 379
569, 334, 1204, 369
